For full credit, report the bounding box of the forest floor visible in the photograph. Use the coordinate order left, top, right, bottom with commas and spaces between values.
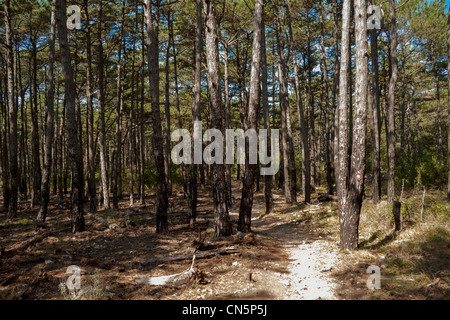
0, 181, 449, 300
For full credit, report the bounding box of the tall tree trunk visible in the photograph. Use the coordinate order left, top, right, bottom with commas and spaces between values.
435, 71, 444, 167
285, 2, 310, 203
223, 42, 232, 207
30, 37, 41, 208
447, 8, 450, 202
274, 5, 295, 204
203, 0, 231, 237
56, 0, 85, 233
84, 0, 97, 212
144, 0, 168, 233
238, 0, 264, 232
164, 9, 172, 196
0, 60, 10, 209
36, 0, 56, 226
5, 0, 18, 219
319, 3, 333, 195
261, 16, 273, 213
387, 0, 398, 203
337, 0, 351, 249
333, 0, 341, 195
140, 16, 146, 205
189, 0, 202, 225
341, 0, 368, 250
97, 0, 109, 209
369, 10, 381, 203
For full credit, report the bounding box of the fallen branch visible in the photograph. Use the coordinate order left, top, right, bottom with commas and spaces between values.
139, 246, 239, 266
56, 203, 123, 232
85, 212, 123, 232
425, 278, 440, 293
136, 255, 198, 286
4, 230, 65, 254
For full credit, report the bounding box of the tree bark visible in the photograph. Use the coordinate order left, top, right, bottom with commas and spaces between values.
261, 15, 273, 213
341, 0, 368, 250
84, 0, 97, 212
333, 0, 340, 196
274, 5, 295, 204
447, 8, 450, 202
387, 0, 398, 203
97, 0, 109, 209
36, 0, 56, 226
188, 0, 202, 225
144, 0, 168, 233
30, 36, 41, 208
369, 11, 381, 203
337, 0, 351, 249
56, 0, 85, 233
203, 0, 232, 237
5, 0, 18, 219
238, 0, 264, 232
164, 9, 172, 196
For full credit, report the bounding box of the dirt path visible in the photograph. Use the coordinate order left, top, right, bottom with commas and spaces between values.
245, 190, 341, 300
252, 212, 340, 300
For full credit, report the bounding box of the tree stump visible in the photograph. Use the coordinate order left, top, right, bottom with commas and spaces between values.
393, 201, 402, 231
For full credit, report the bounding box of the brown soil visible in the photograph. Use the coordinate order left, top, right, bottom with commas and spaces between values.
0, 181, 336, 300
2, 181, 445, 300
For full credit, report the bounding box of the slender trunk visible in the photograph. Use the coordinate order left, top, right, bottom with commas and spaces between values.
319, 3, 333, 195
223, 42, 232, 207
387, 0, 398, 203
370, 14, 381, 203
341, 0, 368, 250
140, 16, 146, 205
145, 0, 168, 233
56, 0, 85, 233
5, 0, 18, 219
333, 0, 340, 194
238, 0, 264, 232
261, 16, 273, 212
274, 6, 294, 204
97, 0, 109, 209
164, 10, 172, 195
30, 37, 41, 208
84, 0, 97, 212
203, 0, 231, 237
36, 0, 56, 226
0, 61, 10, 209
447, 8, 450, 202
189, 0, 202, 225
436, 72, 444, 167
337, 0, 351, 248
